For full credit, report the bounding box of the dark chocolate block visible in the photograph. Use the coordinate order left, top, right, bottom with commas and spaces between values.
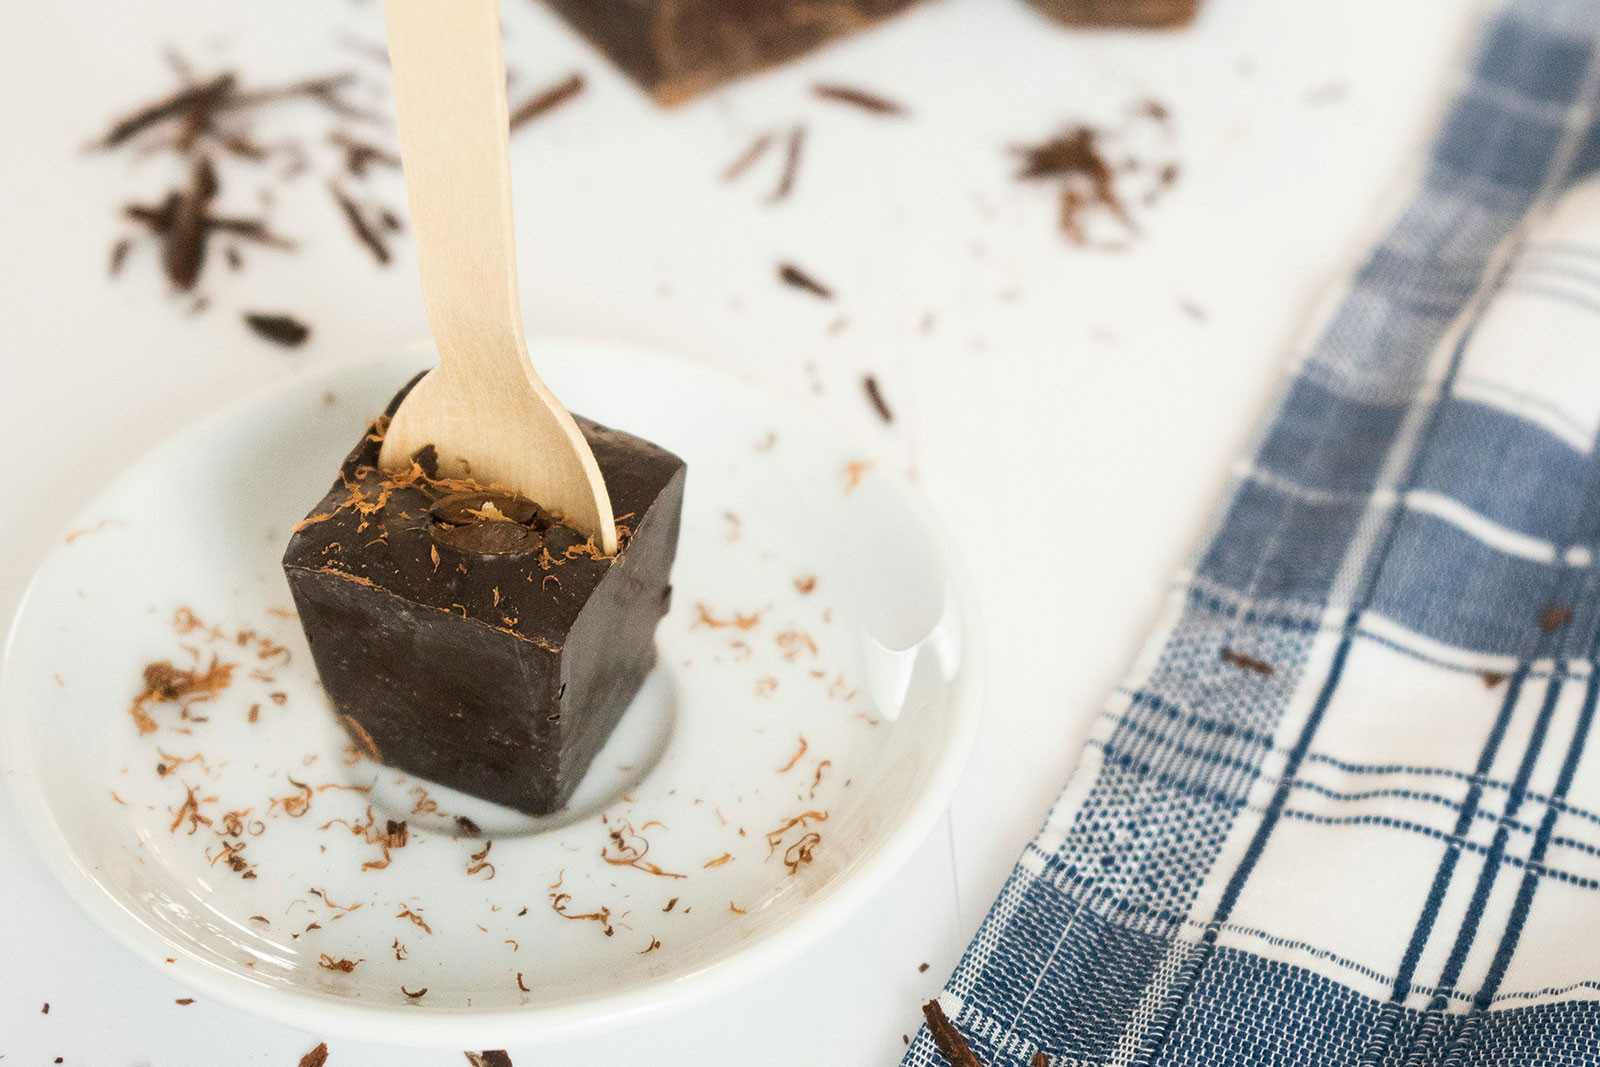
543, 0, 924, 106
282, 374, 685, 815
1026, 0, 1201, 28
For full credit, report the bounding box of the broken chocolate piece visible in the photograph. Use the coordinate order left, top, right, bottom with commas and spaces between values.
283, 373, 686, 815
542, 0, 925, 106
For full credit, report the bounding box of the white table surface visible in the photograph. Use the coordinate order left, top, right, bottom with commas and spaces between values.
0, 0, 1478, 1062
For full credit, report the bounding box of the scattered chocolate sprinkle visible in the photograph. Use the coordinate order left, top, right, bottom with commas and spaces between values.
1219, 648, 1274, 676
397, 906, 433, 933
783, 831, 821, 874
922, 1000, 981, 1067
331, 182, 392, 264
467, 841, 497, 879
175, 997, 195, 1005
663, 897, 678, 912
722, 131, 775, 182
401, 986, 428, 999
109, 238, 132, 277
777, 735, 809, 773
298, 1041, 330, 1067
778, 264, 833, 303
1541, 605, 1574, 631
516, 972, 530, 992
318, 953, 361, 972
1482, 671, 1506, 688
809, 759, 831, 798
330, 130, 399, 177
509, 73, 584, 130
703, 852, 733, 868
862, 375, 894, 423
244, 312, 311, 348
813, 84, 907, 116
768, 124, 806, 203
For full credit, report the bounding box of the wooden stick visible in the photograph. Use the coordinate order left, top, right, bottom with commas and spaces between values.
378, 0, 615, 552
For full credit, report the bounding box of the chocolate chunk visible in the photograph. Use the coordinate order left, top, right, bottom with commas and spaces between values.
283, 372, 686, 815
542, 0, 925, 106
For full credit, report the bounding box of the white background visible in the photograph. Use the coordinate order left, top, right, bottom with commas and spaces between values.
0, 0, 1477, 1062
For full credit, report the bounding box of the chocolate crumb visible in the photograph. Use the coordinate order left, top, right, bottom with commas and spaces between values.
918, 961, 930, 973
813, 84, 907, 116
299, 1042, 330, 1067
663, 897, 678, 912
1219, 648, 1274, 676
456, 815, 483, 836
778, 262, 832, 300
1541, 605, 1574, 631
862, 375, 894, 423
794, 575, 817, 594
244, 312, 311, 348
464, 1054, 513, 1067
175, 997, 195, 1005
922, 999, 982, 1067
509, 73, 584, 130
1032, 1052, 1051, 1067
42, 1002, 49, 1014
1482, 671, 1506, 688
768, 124, 806, 203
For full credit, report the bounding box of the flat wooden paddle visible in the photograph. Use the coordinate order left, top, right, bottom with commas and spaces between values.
379, 0, 617, 554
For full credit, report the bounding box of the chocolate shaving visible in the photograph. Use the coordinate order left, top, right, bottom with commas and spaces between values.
509, 73, 585, 130
455, 815, 483, 836
401, 986, 428, 999
330, 129, 399, 177
722, 131, 775, 182
109, 238, 132, 277
922, 1000, 982, 1067
778, 262, 832, 299
663, 897, 678, 912
318, 953, 361, 973
516, 971, 530, 992
464, 1054, 513, 1067
299, 1041, 330, 1067
813, 84, 907, 116
244, 312, 311, 348
768, 124, 806, 203
783, 832, 821, 874
467, 841, 496, 879
862, 375, 894, 423
331, 182, 392, 264
777, 735, 809, 773
1219, 648, 1274, 676
176, 997, 195, 1005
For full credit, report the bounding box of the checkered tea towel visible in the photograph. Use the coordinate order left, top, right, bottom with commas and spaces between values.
907, 3, 1600, 1065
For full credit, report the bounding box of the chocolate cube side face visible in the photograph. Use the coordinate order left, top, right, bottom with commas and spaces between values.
543, 0, 924, 106
282, 379, 685, 815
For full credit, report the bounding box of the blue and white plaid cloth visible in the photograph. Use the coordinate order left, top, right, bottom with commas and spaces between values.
908, 3, 1600, 1064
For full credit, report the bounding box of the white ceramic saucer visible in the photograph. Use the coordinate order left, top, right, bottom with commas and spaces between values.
1, 341, 982, 1047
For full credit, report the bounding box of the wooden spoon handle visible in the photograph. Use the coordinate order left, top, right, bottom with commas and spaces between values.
385, 0, 526, 382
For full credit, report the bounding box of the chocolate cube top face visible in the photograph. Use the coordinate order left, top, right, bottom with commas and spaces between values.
543, 0, 924, 106
282, 374, 686, 815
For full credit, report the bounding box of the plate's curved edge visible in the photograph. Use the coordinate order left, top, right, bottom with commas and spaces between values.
0, 341, 986, 1047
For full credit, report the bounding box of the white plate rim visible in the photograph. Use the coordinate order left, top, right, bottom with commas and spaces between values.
1, 339, 986, 1047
